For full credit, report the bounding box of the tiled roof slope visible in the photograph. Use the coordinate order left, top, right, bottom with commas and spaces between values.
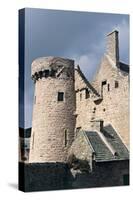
85, 131, 114, 161
101, 124, 129, 160
84, 125, 129, 162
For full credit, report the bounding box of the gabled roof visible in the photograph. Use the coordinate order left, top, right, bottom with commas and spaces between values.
84, 125, 129, 162
75, 65, 100, 97
85, 131, 114, 161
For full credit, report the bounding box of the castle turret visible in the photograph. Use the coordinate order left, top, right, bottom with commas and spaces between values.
29, 57, 76, 163
106, 30, 119, 67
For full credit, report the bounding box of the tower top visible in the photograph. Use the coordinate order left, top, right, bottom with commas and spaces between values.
106, 29, 118, 36
31, 56, 74, 76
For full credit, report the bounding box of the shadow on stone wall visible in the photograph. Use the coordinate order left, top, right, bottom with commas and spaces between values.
19, 159, 129, 192
19, 162, 73, 192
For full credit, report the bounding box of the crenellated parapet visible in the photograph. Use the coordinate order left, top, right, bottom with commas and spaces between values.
31, 56, 74, 82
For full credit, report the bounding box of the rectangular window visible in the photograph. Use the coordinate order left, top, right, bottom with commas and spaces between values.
107, 84, 110, 91
58, 92, 64, 101
102, 80, 107, 86
85, 89, 90, 99
115, 81, 119, 88
101, 80, 107, 96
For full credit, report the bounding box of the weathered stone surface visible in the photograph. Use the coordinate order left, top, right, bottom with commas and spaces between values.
29, 57, 76, 163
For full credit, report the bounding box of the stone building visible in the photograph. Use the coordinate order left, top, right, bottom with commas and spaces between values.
75, 30, 129, 148
20, 30, 129, 191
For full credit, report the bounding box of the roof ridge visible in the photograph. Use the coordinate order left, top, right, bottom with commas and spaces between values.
82, 130, 95, 155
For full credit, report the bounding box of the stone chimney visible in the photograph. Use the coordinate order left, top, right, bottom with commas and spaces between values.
106, 30, 119, 67
90, 120, 104, 132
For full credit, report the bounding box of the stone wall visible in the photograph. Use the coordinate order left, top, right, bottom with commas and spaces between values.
70, 160, 129, 188
19, 160, 129, 192
19, 162, 73, 192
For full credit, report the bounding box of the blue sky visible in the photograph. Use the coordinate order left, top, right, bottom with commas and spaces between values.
19, 8, 129, 128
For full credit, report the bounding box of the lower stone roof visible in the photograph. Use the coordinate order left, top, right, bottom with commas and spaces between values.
84, 125, 129, 162
101, 124, 129, 160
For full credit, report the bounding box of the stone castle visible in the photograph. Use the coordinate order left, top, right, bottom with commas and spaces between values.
19, 30, 129, 191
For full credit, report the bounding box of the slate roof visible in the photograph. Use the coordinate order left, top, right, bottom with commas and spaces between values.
119, 62, 129, 74
101, 124, 129, 160
84, 125, 129, 162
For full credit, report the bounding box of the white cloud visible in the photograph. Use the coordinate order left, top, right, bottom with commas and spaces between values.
72, 38, 105, 81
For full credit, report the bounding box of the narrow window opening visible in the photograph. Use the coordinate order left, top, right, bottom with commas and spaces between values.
115, 81, 119, 88
107, 84, 110, 91
58, 92, 64, 101
65, 130, 68, 147
85, 89, 90, 99
102, 80, 107, 86
101, 80, 107, 96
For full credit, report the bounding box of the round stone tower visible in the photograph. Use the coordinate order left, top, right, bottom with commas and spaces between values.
29, 57, 76, 163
